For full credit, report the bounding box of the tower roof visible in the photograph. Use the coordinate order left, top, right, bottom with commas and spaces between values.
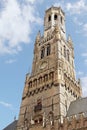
67, 97, 87, 117
45, 6, 65, 15
3, 120, 17, 130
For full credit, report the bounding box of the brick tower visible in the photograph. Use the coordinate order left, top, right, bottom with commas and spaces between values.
17, 6, 82, 130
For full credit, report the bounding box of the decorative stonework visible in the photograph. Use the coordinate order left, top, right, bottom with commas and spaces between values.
17, 6, 82, 130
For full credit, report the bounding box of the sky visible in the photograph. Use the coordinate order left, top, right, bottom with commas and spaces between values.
0, 0, 87, 129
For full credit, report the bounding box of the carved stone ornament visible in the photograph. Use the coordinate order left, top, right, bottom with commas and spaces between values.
40, 61, 47, 69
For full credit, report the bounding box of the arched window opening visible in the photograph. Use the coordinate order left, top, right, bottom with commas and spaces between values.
48, 15, 51, 22
67, 50, 70, 62
49, 72, 54, 80
29, 81, 32, 88
33, 79, 37, 86
41, 47, 45, 59
47, 44, 51, 56
34, 115, 43, 124
54, 14, 57, 20
44, 74, 48, 82
64, 46, 66, 58
38, 77, 42, 84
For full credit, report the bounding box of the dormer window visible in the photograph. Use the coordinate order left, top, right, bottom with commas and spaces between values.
54, 14, 57, 20
48, 15, 51, 22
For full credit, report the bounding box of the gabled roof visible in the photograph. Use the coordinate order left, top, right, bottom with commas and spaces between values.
3, 120, 17, 130
67, 97, 87, 117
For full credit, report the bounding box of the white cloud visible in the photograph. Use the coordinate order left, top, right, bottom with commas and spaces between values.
54, 0, 87, 15
5, 59, 17, 64
54, 1, 87, 37
25, 0, 36, 4
81, 77, 87, 97
66, 0, 87, 15
65, 0, 87, 37
25, 0, 43, 4
0, 0, 42, 55
0, 101, 12, 108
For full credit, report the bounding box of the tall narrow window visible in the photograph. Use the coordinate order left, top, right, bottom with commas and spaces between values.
29, 81, 32, 88
67, 50, 70, 62
48, 15, 51, 22
54, 14, 57, 20
64, 46, 66, 58
41, 47, 45, 59
49, 72, 54, 80
44, 74, 48, 82
38, 77, 42, 84
47, 44, 51, 56
33, 79, 37, 87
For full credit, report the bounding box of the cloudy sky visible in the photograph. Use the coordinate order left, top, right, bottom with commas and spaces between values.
0, 0, 87, 129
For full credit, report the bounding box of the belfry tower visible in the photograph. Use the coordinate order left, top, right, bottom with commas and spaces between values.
17, 6, 82, 130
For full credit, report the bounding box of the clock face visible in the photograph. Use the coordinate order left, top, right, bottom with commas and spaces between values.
40, 61, 47, 69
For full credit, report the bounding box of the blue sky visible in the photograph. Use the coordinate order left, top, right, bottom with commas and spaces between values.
0, 0, 87, 129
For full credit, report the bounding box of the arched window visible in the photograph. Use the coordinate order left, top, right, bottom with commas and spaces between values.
41, 47, 45, 59
29, 81, 32, 88
64, 46, 66, 58
34, 115, 43, 124
44, 74, 48, 82
48, 15, 51, 22
54, 14, 57, 20
67, 50, 70, 62
33, 79, 37, 86
38, 77, 42, 84
47, 44, 51, 56
49, 72, 54, 80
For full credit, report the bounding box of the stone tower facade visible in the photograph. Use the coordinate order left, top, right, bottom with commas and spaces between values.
17, 6, 82, 130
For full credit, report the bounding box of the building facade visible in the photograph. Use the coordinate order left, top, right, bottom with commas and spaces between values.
16, 6, 87, 130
